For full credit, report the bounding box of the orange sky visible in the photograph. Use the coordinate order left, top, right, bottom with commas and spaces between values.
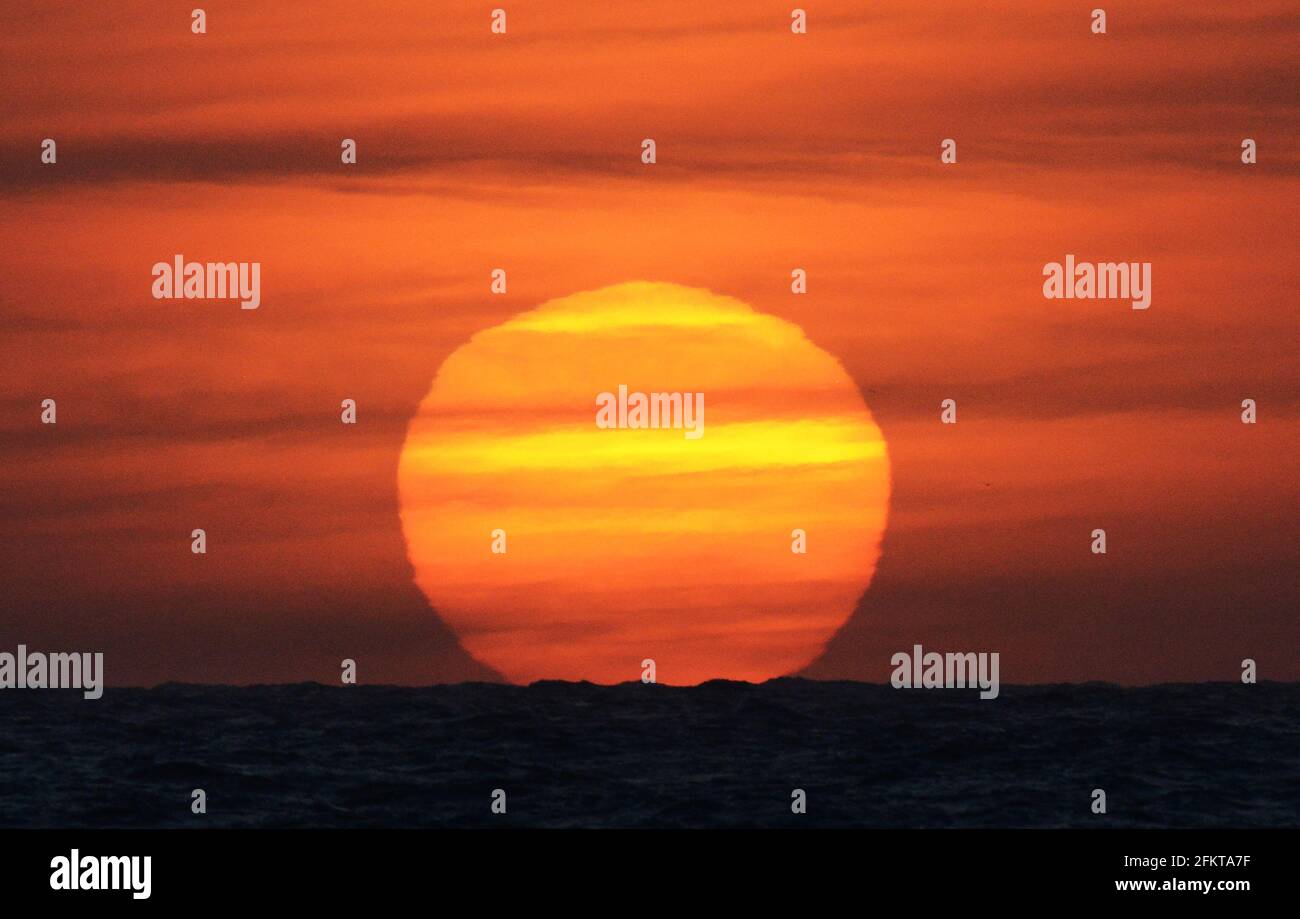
1, 1, 1297, 685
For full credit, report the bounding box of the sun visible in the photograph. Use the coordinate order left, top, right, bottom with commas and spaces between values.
397, 282, 890, 684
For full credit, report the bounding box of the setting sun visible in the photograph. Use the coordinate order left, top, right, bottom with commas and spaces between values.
398, 282, 891, 684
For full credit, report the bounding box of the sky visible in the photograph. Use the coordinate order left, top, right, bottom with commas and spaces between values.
1, 0, 1297, 685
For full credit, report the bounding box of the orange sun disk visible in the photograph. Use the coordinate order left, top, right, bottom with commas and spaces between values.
398, 282, 890, 685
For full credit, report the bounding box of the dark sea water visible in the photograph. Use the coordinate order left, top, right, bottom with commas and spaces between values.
0, 680, 1296, 828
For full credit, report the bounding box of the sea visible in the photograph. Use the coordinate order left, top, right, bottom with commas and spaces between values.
1, 680, 1295, 827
